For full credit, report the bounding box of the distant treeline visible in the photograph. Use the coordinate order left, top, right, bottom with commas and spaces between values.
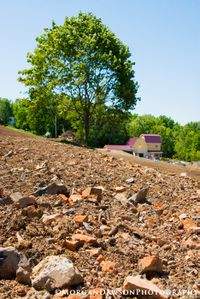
0, 97, 199, 162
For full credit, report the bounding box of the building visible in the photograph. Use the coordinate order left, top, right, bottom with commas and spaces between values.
135, 134, 162, 159
104, 134, 162, 159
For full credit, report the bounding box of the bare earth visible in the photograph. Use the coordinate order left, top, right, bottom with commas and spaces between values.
99, 149, 200, 181
0, 126, 199, 298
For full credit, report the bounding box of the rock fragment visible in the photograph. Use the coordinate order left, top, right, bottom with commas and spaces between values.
34, 182, 69, 197
31, 255, 83, 291
42, 213, 62, 225
16, 232, 32, 250
115, 192, 129, 205
0, 247, 30, 284
138, 255, 163, 274
10, 192, 36, 208
74, 214, 88, 224
64, 240, 81, 251
72, 234, 97, 245
125, 177, 135, 184
82, 187, 103, 201
128, 187, 149, 204
123, 275, 168, 299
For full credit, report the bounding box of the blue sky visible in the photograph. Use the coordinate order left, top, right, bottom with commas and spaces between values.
0, 0, 199, 124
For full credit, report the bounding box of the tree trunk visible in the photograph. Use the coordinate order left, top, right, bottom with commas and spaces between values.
54, 115, 57, 138
84, 111, 90, 145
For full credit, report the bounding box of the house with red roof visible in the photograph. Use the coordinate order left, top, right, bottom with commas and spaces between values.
104, 134, 162, 159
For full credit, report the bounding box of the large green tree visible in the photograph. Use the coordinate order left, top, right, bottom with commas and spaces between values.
0, 98, 13, 124
174, 123, 200, 161
13, 98, 30, 130
19, 13, 138, 143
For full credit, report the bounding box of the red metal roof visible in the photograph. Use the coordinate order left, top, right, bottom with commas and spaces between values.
141, 134, 162, 143
126, 138, 137, 146
104, 145, 133, 152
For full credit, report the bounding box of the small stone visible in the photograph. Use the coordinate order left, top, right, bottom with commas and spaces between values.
153, 201, 165, 215
59, 194, 69, 203
74, 214, 88, 224
125, 177, 135, 184
114, 186, 126, 192
100, 260, 116, 273
86, 248, 102, 257
4, 150, 13, 158
108, 224, 120, 237
138, 255, 163, 274
83, 222, 93, 232
16, 266, 31, 285
10, 192, 36, 208
42, 213, 62, 225
72, 234, 97, 245
128, 187, 149, 204
22, 206, 43, 218
16, 232, 32, 250
180, 172, 188, 177
115, 192, 129, 205
96, 254, 105, 263
82, 187, 103, 201
123, 275, 168, 299
34, 182, 69, 197
64, 240, 81, 251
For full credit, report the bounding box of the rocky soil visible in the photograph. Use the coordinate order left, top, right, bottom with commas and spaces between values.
0, 134, 199, 299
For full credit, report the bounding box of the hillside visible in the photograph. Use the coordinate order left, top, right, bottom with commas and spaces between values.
0, 127, 199, 299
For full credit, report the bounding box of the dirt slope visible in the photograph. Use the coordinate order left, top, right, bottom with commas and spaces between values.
99, 149, 200, 180
0, 133, 199, 298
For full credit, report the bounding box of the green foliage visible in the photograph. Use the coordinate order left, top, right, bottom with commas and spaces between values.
57, 97, 129, 146
88, 107, 130, 147
19, 12, 138, 143
13, 96, 70, 136
13, 99, 30, 130
174, 123, 200, 161
0, 98, 13, 124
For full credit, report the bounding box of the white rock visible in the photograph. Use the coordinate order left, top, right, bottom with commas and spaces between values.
31, 255, 83, 291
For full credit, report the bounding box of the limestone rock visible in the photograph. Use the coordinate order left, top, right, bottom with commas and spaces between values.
31, 255, 83, 291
